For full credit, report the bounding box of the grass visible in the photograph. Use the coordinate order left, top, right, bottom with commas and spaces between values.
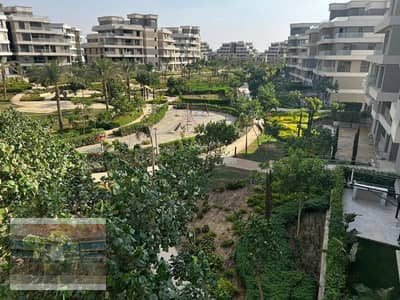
348, 238, 400, 299
209, 166, 253, 190
238, 134, 287, 163
113, 110, 143, 127
0, 102, 13, 111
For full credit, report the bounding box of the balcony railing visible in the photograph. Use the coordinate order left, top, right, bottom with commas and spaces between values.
318, 50, 352, 56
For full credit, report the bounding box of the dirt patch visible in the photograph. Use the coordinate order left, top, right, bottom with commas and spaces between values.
287, 212, 326, 281
190, 187, 253, 300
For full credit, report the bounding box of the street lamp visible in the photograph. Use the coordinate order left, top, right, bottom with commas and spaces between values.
154, 128, 158, 156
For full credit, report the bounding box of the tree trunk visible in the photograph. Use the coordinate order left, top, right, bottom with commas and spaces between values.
103, 80, 109, 110
2, 65, 6, 100
126, 76, 131, 102
296, 199, 303, 237
255, 274, 265, 300
55, 83, 64, 133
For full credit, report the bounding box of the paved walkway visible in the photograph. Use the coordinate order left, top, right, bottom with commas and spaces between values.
79, 107, 236, 153
11, 93, 108, 114
343, 188, 400, 247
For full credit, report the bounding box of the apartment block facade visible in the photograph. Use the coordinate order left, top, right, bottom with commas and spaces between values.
83, 14, 159, 65
286, 23, 319, 84
0, 3, 11, 64
365, 0, 400, 171
216, 41, 258, 61
286, 0, 389, 105
157, 28, 179, 71
164, 26, 201, 67
4, 6, 83, 68
201, 42, 212, 61
266, 40, 288, 66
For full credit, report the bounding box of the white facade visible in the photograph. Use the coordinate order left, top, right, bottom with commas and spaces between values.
157, 28, 180, 71
165, 26, 201, 67
200, 42, 212, 61
4, 6, 82, 68
83, 14, 159, 65
266, 40, 288, 66
365, 0, 400, 172
216, 41, 258, 61
0, 3, 11, 63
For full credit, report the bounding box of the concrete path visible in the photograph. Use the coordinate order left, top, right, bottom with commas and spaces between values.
11, 93, 108, 114
222, 157, 265, 173
78, 107, 236, 153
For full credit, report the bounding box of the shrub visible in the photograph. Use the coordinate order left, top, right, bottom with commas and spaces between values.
201, 225, 210, 234
212, 277, 239, 299
63, 129, 105, 148
247, 194, 264, 208
324, 168, 348, 299
180, 95, 230, 106
221, 239, 235, 248
225, 180, 246, 190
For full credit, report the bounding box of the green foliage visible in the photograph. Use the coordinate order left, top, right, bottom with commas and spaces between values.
115, 104, 168, 136
180, 95, 230, 106
63, 129, 105, 148
6, 78, 32, 94
332, 126, 340, 160
20, 92, 45, 101
186, 80, 228, 95
342, 167, 398, 188
135, 69, 160, 87
173, 103, 239, 117
236, 198, 327, 299
220, 239, 235, 248
258, 82, 280, 112
225, 180, 247, 191
195, 120, 239, 151
287, 126, 334, 159
325, 168, 348, 299
166, 77, 189, 96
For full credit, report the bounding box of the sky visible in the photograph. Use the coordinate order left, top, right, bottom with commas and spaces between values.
4, 0, 340, 51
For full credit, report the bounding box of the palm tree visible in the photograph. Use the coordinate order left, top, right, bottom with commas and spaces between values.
119, 60, 136, 102
91, 58, 114, 110
0, 61, 24, 100
28, 61, 66, 132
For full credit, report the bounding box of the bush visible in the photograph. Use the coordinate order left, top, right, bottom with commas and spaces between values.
63, 129, 105, 148
247, 194, 264, 208
343, 167, 398, 188
7, 79, 32, 93
180, 95, 230, 106
221, 239, 235, 248
225, 180, 247, 190
20, 93, 45, 101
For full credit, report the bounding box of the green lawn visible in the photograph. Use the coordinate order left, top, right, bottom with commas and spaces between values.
348, 238, 400, 299
238, 135, 286, 163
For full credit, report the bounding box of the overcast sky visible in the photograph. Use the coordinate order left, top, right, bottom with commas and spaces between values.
4, 0, 341, 51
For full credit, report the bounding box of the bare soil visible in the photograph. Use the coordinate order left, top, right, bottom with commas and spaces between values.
190, 187, 253, 300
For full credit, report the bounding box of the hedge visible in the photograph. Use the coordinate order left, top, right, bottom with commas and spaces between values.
324, 168, 347, 300
63, 129, 105, 148
7, 82, 32, 93
114, 104, 168, 137
343, 167, 398, 189
173, 103, 239, 117
180, 96, 230, 106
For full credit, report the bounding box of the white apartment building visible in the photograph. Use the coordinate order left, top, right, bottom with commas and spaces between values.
0, 3, 11, 64
4, 6, 82, 68
83, 14, 159, 65
365, 0, 400, 171
216, 41, 258, 61
266, 41, 288, 66
313, 0, 388, 105
165, 26, 201, 67
157, 28, 180, 71
286, 23, 319, 83
201, 42, 212, 61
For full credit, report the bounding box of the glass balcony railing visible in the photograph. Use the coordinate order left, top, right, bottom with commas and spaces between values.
318, 50, 352, 56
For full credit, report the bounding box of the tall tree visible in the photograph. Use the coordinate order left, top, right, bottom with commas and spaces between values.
258, 82, 280, 112
91, 58, 114, 110
288, 90, 303, 107
0, 62, 24, 100
27, 61, 66, 132
273, 149, 329, 236
119, 60, 136, 102
304, 96, 323, 129
352, 127, 360, 165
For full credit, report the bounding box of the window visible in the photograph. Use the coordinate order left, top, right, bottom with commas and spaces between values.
19, 22, 26, 30
337, 61, 351, 72
360, 61, 370, 73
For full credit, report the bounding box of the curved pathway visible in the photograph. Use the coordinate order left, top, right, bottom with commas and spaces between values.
11, 93, 108, 114
79, 107, 236, 153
